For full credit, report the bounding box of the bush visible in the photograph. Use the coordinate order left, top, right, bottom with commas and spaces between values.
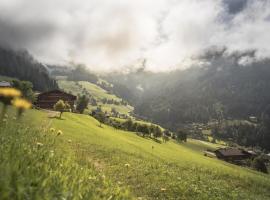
76, 95, 89, 114
252, 156, 268, 173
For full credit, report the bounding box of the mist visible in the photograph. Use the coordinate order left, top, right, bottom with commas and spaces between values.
0, 0, 270, 72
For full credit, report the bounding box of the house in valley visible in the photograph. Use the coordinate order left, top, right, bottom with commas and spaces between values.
36, 90, 76, 110
214, 148, 252, 161
0, 81, 12, 88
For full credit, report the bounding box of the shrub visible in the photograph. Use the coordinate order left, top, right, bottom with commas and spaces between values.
252, 156, 268, 173
76, 95, 89, 114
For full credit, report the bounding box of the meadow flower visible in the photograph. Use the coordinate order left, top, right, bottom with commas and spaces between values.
88, 176, 97, 180
160, 188, 167, 192
12, 98, 32, 110
57, 130, 63, 136
68, 139, 72, 143
36, 142, 44, 147
124, 163, 131, 168
0, 88, 21, 98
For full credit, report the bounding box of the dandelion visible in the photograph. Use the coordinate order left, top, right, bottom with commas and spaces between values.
124, 163, 131, 168
11, 98, 32, 118
12, 98, 31, 110
57, 130, 63, 136
0, 88, 22, 119
0, 88, 21, 98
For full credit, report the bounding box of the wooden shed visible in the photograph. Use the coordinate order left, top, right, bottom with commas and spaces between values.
214, 148, 252, 161
36, 90, 76, 110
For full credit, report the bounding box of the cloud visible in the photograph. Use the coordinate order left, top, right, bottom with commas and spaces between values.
0, 0, 269, 71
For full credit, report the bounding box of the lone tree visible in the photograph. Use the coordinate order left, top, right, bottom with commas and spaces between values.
54, 100, 70, 118
176, 129, 187, 142
153, 126, 162, 138
76, 95, 89, 114
94, 111, 106, 127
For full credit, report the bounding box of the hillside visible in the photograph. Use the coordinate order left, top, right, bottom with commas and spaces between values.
0, 47, 58, 91
106, 51, 270, 126
58, 80, 133, 115
2, 106, 269, 200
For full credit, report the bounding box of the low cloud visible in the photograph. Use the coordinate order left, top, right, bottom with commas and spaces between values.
0, 0, 269, 71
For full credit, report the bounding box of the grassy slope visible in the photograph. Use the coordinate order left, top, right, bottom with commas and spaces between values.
0, 107, 132, 199
58, 80, 133, 115
48, 111, 270, 200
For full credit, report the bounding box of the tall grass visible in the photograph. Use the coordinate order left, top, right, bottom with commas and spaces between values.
0, 110, 132, 200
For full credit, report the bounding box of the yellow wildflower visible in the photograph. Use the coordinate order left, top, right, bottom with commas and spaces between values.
124, 163, 130, 168
12, 98, 31, 110
57, 130, 63, 136
68, 139, 72, 143
0, 88, 21, 98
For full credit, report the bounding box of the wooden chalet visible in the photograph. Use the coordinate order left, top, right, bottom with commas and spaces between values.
214, 148, 252, 161
0, 81, 12, 88
36, 90, 76, 110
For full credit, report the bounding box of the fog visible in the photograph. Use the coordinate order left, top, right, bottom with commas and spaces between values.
0, 0, 269, 71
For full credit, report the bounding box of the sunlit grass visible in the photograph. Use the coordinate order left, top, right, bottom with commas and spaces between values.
0, 107, 132, 199
51, 112, 270, 200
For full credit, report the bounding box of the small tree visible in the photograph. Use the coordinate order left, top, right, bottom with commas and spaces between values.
162, 134, 170, 143
252, 156, 268, 173
153, 126, 162, 138
94, 111, 106, 127
54, 100, 69, 118
176, 129, 187, 142
76, 95, 89, 114
123, 118, 133, 131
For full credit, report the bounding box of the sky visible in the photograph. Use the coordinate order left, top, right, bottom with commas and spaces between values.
0, 0, 269, 72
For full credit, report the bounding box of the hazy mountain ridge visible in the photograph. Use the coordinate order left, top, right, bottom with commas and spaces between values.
0, 47, 58, 91
106, 51, 270, 128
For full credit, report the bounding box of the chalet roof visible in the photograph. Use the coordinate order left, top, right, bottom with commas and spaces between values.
38, 89, 76, 98
0, 81, 11, 87
215, 148, 248, 157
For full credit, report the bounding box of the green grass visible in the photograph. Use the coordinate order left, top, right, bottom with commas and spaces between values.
58, 80, 134, 115
2, 106, 270, 199
0, 107, 132, 199
50, 112, 270, 200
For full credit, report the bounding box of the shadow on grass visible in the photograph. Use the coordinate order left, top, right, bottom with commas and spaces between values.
48, 116, 65, 120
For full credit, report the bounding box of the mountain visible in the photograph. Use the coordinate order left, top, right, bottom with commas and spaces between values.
0, 47, 58, 91
106, 51, 270, 127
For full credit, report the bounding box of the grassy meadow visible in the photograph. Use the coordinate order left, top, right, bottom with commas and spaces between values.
1, 105, 269, 199
58, 80, 133, 115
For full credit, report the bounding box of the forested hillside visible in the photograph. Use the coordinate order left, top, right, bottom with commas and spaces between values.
107, 51, 270, 125
0, 47, 58, 91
